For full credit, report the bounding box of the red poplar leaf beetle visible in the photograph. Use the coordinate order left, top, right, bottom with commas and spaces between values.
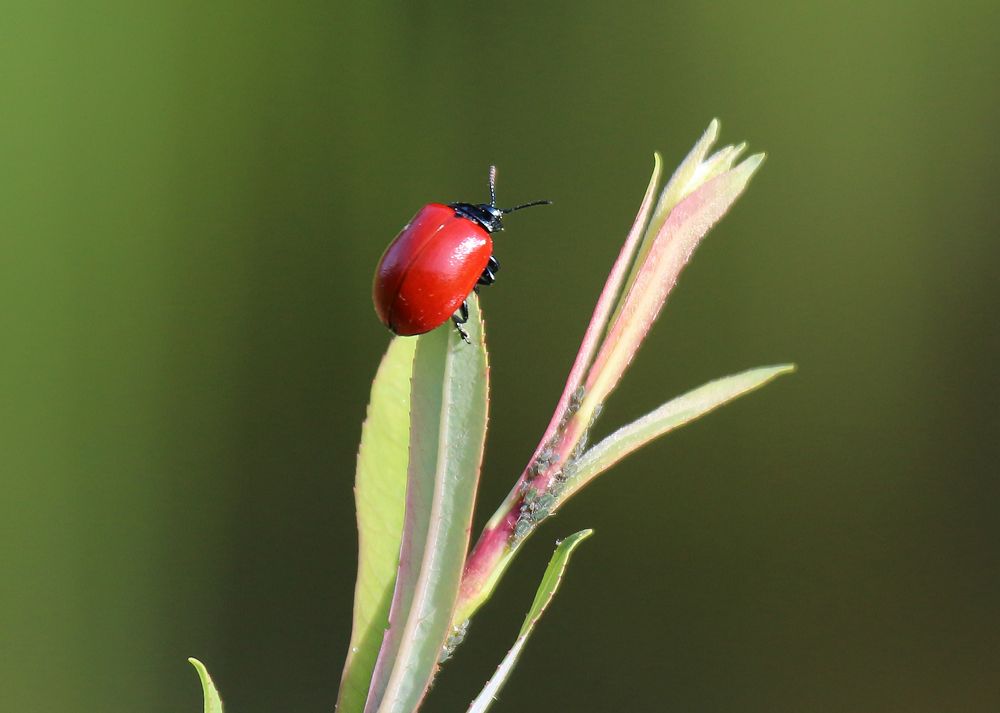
372, 166, 550, 342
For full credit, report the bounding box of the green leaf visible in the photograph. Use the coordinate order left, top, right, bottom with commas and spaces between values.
188, 658, 224, 713
337, 336, 417, 713
562, 364, 795, 502
365, 296, 489, 713
466, 530, 593, 713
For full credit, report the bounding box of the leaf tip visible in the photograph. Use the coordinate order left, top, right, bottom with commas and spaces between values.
742, 151, 767, 174
556, 528, 594, 546
188, 657, 224, 712
751, 363, 797, 385
755, 363, 797, 389
188, 656, 206, 673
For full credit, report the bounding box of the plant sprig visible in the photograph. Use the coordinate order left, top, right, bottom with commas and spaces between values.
189, 120, 793, 713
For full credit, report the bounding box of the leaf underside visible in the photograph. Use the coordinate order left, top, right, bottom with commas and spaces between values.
337, 337, 417, 713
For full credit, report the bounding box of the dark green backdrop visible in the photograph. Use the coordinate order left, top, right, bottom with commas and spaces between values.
3, 1, 999, 711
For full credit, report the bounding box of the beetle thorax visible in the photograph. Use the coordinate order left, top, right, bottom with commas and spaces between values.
449, 202, 504, 233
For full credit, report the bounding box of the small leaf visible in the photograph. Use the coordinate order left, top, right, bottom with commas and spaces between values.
188, 658, 224, 713
697, 141, 748, 184
337, 337, 417, 713
562, 365, 795, 502
607, 123, 722, 335
466, 530, 593, 713
364, 296, 489, 713
644, 118, 720, 260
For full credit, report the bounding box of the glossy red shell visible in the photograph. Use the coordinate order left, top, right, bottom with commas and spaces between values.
373, 203, 492, 335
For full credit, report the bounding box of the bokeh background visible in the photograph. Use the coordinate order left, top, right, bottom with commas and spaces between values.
3, 1, 999, 711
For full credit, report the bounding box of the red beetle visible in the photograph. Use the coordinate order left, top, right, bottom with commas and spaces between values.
373, 166, 549, 342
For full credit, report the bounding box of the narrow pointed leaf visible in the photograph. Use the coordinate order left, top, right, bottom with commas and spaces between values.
365, 296, 489, 713
466, 530, 593, 713
188, 658, 224, 713
631, 119, 720, 284
698, 141, 748, 183
531, 154, 663, 464
337, 337, 417, 712
649, 118, 720, 232
584, 153, 765, 410
563, 365, 794, 501
610, 121, 724, 333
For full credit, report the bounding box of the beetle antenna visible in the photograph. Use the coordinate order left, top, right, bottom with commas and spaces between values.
501, 199, 552, 214
488, 165, 498, 207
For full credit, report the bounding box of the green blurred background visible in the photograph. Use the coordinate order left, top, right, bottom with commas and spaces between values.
3, 1, 999, 711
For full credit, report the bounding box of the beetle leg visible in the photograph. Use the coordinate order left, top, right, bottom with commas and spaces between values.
477, 267, 496, 286
452, 320, 470, 343
452, 302, 471, 344
477, 256, 500, 287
